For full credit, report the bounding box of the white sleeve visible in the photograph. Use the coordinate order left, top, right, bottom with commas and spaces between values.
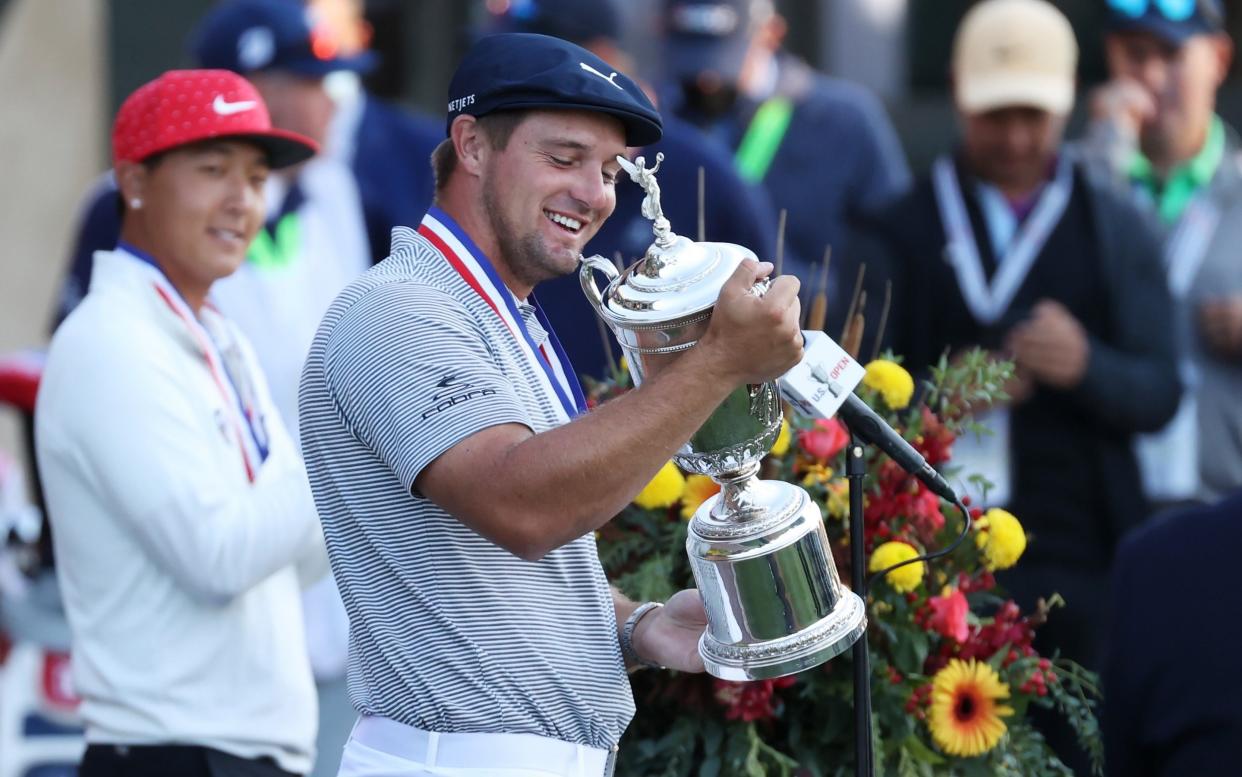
75, 334, 323, 605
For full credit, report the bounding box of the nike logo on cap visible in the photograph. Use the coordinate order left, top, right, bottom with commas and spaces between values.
580, 63, 624, 91
213, 95, 258, 116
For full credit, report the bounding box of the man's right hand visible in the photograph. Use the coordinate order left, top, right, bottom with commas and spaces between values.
698, 259, 803, 385
1089, 78, 1155, 144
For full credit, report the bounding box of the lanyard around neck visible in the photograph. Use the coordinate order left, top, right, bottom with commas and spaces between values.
118, 242, 270, 481
931, 156, 1073, 325
734, 97, 793, 184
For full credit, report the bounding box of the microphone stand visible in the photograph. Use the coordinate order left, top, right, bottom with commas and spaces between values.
846, 431, 874, 777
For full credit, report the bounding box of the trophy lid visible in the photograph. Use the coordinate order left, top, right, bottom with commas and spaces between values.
591, 153, 760, 328
599, 236, 758, 326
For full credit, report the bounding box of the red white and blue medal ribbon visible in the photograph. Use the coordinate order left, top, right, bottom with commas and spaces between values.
417, 208, 587, 422
118, 242, 270, 482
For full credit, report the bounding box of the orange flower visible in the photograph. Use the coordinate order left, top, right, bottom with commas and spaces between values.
680, 475, 721, 520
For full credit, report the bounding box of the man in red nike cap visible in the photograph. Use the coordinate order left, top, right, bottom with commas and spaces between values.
36, 70, 330, 777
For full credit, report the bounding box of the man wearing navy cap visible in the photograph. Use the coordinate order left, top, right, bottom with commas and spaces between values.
486, 0, 780, 380
298, 33, 804, 777
1084, 0, 1242, 509
663, 0, 910, 336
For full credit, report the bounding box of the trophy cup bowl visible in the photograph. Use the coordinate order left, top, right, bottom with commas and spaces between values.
580, 154, 865, 680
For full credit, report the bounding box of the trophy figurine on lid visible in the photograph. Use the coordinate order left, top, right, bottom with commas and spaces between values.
580, 154, 866, 681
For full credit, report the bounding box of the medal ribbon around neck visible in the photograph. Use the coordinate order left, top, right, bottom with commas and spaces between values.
932, 154, 1074, 325
1163, 194, 1220, 299
416, 208, 587, 422
118, 242, 270, 482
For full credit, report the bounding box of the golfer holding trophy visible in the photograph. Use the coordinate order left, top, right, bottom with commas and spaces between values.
300, 33, 816, 777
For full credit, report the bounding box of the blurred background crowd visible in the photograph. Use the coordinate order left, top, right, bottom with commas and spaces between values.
3, 0, 1242, 775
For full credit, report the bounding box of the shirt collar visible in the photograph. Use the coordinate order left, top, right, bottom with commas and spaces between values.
1129, 114, 1225, 223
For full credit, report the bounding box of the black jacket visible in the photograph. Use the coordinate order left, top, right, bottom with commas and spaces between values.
852, 154, 1181, 564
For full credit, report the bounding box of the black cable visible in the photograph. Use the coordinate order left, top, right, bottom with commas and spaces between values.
866, 498, 973, 592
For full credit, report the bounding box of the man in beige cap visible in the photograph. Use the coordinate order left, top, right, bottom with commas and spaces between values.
849, 0, 1178, 770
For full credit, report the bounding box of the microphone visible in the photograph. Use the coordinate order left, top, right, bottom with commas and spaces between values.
836, 392, 957, 503
780, 331, 958, 503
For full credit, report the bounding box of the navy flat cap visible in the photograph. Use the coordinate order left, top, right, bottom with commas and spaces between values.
445, 33, 662, 147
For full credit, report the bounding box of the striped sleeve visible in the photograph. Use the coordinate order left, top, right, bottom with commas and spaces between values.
321, 281, 528, 493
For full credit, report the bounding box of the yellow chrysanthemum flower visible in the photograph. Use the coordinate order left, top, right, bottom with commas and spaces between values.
974, 508, 1027, 571
800, 463, 834, 488
770, 418, 792, 457
863, 360, 915, 410
868, 541, 924, 593
928, 658, 1014, 757
824, 478, 850, 519
680, 475, 721, 520
634, 461, 685, 510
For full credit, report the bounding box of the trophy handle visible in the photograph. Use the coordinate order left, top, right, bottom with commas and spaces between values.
579, 254, 620, 316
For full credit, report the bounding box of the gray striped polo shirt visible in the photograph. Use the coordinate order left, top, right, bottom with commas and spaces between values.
298, 214, 634, 750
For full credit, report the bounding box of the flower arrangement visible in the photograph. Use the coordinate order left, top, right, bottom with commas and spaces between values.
590, 350, 1102, 777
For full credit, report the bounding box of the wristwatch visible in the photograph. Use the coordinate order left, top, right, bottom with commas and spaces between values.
620, 601, 664, 670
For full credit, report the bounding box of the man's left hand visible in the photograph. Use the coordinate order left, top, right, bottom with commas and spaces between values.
1006, 299, 1090, 389
632, 589, 708, 673
1199, 296, 1242, 359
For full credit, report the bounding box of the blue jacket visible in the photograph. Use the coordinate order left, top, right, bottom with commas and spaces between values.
671, 54, 910, 335
351, 96, 441, 266
1105, 490, 1242, 776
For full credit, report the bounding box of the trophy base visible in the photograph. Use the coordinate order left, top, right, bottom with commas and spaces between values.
699, 591, 866, 681
688, 477, 867, 682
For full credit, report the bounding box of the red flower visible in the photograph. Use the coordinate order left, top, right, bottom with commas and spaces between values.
798, 418, 849, 461
912, 487, 945, 532
713, 676, 796, 722
928, 599, 1040, 673
864, 461, 946, 549
914, 406, 955, 466
958, 570, 996, 594
928, 588, 970, 643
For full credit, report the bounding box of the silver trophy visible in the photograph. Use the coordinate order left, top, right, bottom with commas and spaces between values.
581, 154, 866, 680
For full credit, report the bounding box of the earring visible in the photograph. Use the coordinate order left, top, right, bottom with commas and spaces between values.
130, 198, 142, 209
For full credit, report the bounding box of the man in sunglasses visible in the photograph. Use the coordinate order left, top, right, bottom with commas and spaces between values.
1086, 0, 1242, 509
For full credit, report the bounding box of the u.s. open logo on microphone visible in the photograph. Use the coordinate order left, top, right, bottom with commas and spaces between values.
778, 331, 865, 421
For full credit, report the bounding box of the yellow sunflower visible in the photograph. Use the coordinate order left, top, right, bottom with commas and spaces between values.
868, 541, 924, 593
680, 475, 721, 519
862, 359, 915, 410
928, 658, 1014, 757
634, 461, 685, 510
974, 508, 1027, 571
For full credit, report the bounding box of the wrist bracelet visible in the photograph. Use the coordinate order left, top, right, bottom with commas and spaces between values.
620, 601, 664, 670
